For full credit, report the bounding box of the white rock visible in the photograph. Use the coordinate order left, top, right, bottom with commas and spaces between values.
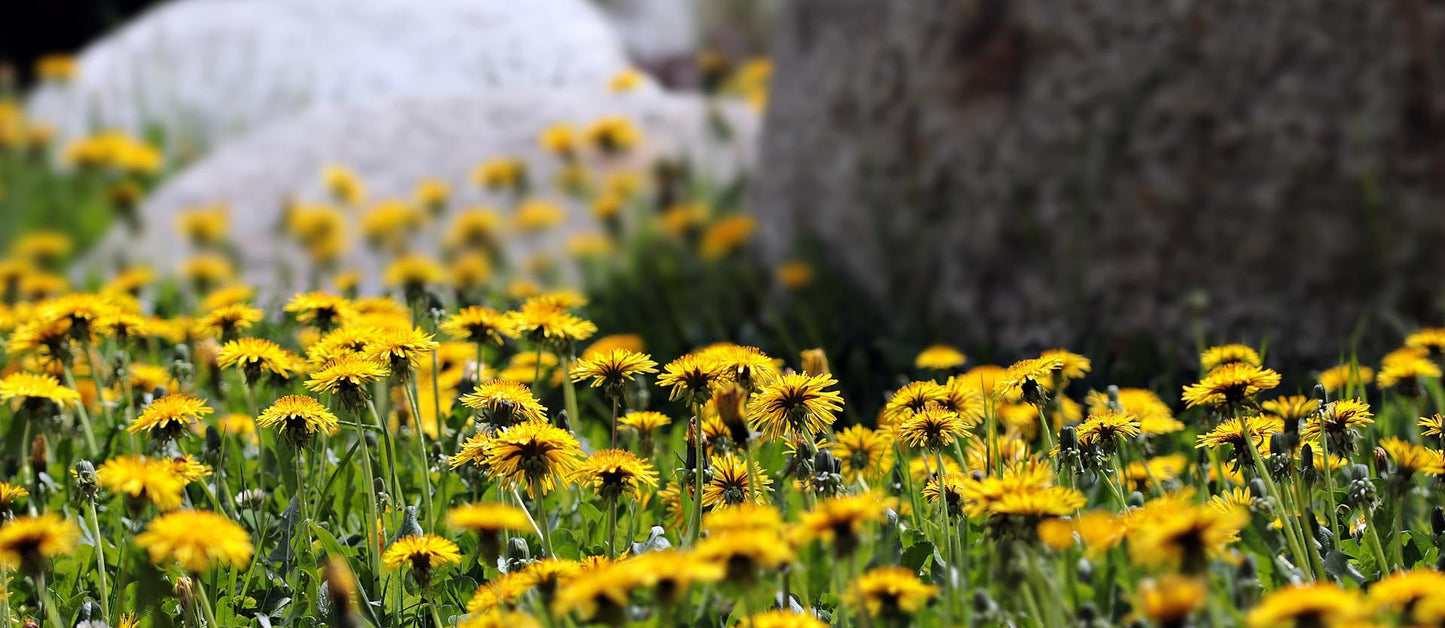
27, 0, 642, 153
81, 89, 758, 297
593, 0, 701, 63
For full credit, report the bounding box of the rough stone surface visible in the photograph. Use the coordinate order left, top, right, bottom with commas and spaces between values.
27, 0, 642, 153
752, 0, 1445, 366
81, 89, 757, 296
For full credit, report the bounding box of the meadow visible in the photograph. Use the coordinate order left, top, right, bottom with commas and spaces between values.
0, 57, 1444, 628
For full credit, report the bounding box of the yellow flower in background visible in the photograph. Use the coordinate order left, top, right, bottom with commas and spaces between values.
914, 344, 966, 371
413, 178, 450, 213
583, 116, 642, 154
383, 254, 445, 290
608, 68, 645, 92
698, 214, 756, 259
1200, 344, 1261, 372
1137, 575, 1207, 627
831, 425, 893, 482
895, 406, 969, 450
446, 503, 532, 536
35, 54, 78, 82
442, 306, 517, 346
0, 483, 29, 510
1378, 346, 1441, 391
539, 124, 580, 158
322, 164, 366, 205
472, 158, 527, 192
0, 372, 80, 409
1317, 363, 1373, 394
176, 205, 229, 246
0, 514, 79, 570
512, 198, 566, 233
1379, 437, 1445, 476
136, 510, 252, 572
194, 303, 263, 340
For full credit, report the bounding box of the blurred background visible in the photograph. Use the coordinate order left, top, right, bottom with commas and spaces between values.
3, 0, 1444, 403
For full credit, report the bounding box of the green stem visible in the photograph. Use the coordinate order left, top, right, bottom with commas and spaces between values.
59, 364, 100, 458
86, 501, 111, 621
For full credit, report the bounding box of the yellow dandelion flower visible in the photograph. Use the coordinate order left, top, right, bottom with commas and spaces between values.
846, 566, 937, 619
128, 394, 213, 440
485, 422, 585, 496
746, 372, 843, 441
136, 510, 252, 572
0, 514, 79, 570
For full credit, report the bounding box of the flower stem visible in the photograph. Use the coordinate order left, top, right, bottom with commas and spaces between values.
86, 500, 111, 621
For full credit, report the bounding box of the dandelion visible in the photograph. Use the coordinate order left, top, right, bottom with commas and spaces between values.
572, 449, 658, 501
136, 510, 252, 572
1378, 346, 1441, 393
1182, 363, 1281, 409
363, 326, 438, 381
127, 394, 212, 441
442, 306, 516, 346
461, 380, 547, 427
485, 422, 584, 496
217, 338, 299, 383
1129, 501, 1248, 574
305, 355, 389, 412
831, 425, 894, 482
796, 492, 889, 555
693, 529, 793, 585
747, 372, 843, 442
285, 292, 355, 330
193, 303, 263, 340
1138, 575, 1207, 628
382, 534, 461, 589
914, 344, 967, 371
657, 353, 727, 406
0, 372, 80, 410
1317, 363, 1373, 394
846, 567, 938, 620
570, 349, 656, 394
0, 514, 79, 573
551, 561, 640, 624
1200, 344, 1262, 372
1302, 398, 1372, 454
895, 406, 970, 450
1074, 408, 1141, 451
701, 454, 773, 507
257, 395, 339, 445
96, 456, 186, 511
1246, 583, 1368, 628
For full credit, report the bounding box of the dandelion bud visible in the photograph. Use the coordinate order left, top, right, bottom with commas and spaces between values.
973, 589, 999, 617
1313, 383, 1327, 403
174, 575, 196, 607
21, 619, 38, 628
28, 435, 46, 478
800, 349, 830, 377
1431, 506, 1445, 536
1106, 385, 1121, 411
1127, 491, 1144, 508
1248, 478, 1268, 500
505, 536, 531, 573
73, 460, 98, 502
205, 426, 222, 456
325, 556, 359, 628
1059, 425, 1079, 452
1269, 432, 1287, 456
1373, 447, 1389, 476
713, 385, 749, 449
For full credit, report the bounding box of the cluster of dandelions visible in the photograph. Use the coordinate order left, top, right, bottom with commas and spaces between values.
4, 59, 1445, 628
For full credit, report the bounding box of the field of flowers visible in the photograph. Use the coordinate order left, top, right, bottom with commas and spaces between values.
2, 57, 1445, 628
